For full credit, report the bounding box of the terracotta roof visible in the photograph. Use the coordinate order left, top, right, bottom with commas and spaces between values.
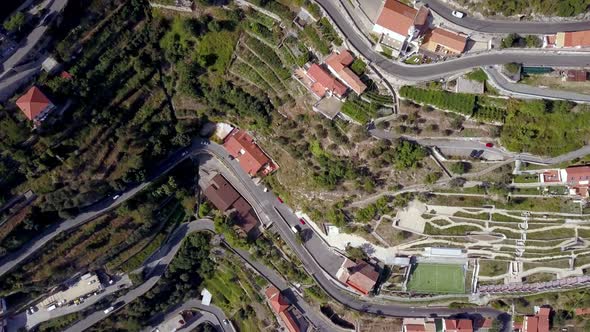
563, 30, 590, 47
346, 261, 379, 295
375, 0, 417, 37
339, 68, 367, 95
565, 166, 590, 183
203, 174, 240, 211
231, 197, 259, 235
444, 319, 473, 332
16, 86, 53, 121
524, 316, 538, 332
405, 324, 426, 332
306, 64, 348, 97
537, 308, 551, 317
265, 286, 289, 313
566, 69, 587, 81
223, 130, 271, 176
279, 311, 301, 332
326, 50, 354, 73
425, 28, 467, 53
576, 308, 590, 315
414, 6, 429, 27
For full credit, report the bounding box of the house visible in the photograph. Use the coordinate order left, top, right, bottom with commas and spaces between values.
556, 30, 590, 48
265, 286, 301, 332
305, 63, 348, 98
565, 69, 587, 82
402, 317, 439, 332
16, 86, 56, 123
522, 307, 550, 332
373, 0, 429, 44
336, 259, 380, 295
444, 318, 473, 332
564, 165, 590, 197
421, 28, 467, 55
539, 170, 561, 183
325, 50, 367, 95
575, 307, 590, 316
203, 174, 261, 238
223, 129, 276, 176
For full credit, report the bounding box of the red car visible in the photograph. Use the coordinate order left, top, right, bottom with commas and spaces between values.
277, 197, 283, 203
299, 218, 306, 225
485, 143, 494, 148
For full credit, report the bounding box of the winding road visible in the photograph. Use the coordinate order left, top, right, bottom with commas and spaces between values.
421, 0, 590, 34
316, 0, 590, 82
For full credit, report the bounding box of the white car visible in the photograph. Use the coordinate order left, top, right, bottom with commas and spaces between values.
452, 10, 465, 18
104, 306, 114, 314
112, 195, 120, 200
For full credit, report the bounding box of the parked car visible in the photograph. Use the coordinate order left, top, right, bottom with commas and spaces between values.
485, 142, 494, 148
299, 218, 306, 225
452, 10, 465, 18
112, 194, 120, 200
277, 196, 283, 203
104, 306, 114, 314
291, 225, 299, 233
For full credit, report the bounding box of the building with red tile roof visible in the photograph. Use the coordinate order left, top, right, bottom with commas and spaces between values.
223, 129, 275, 176
575, 308, 590, 316
16, 86, 55, 123
325, 50, 367, 95
522, 307, 550, 332
336, 259, 380, 295
373, 0, 424, 42
556, 30, 590, 48
564, 166, 590, 197
306, 63, 348, 98
265, 286, 300, 332
566, 69, 587, 82
203, 174, 260, 238
421, 28, 467, 54
444, 318, 473, 332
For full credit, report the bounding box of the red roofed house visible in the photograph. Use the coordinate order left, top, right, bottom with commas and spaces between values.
305, 63, 348, 98
265, 286, 300, 332
443, 318, 473, 332
575, 307, 590, 316
223, 129, 276, 176
336, 259, 380, 295
564, 165, 590, 197
16, 86, 55, 124
421, 28, 467, 55
556, 30, 590, 48
372, 0, 429, 53
522, 307, 550, 332
566, 69, 587, 82
325, 50, 367, 95
203, 174, 261, 239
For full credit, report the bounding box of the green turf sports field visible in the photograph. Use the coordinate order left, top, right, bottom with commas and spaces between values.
406, 263, 466, 294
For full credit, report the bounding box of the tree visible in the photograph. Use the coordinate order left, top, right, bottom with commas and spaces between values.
424, 172, 441, 184
450, 162, 468, 175
393, 140, 427, 169
501, 33, 519, 48
504, 62, 521, 75
345, 245, 367, 261
4, 12, 25, 32
525, 35, 541, 48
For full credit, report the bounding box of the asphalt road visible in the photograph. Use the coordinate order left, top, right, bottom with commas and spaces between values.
142, 299, 228, 332
317, 0, 590, 82
0, 0, 68, 78
196, 142, 508, 321
421, 0, 590, 34
0, 147, 193, 278
63, 220, 224, 332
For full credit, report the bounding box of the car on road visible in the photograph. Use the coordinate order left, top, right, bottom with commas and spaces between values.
104, 306, 114, 314
223, 319, 230, 325
263, 187, 268, 192
299, 218, 306, 225
182, 151, 188, 156
291, 225, 299, 233
277, 196, 283, 203
452, 10, 465, 18
485, 142, 494, 148
112, 194, 120, 200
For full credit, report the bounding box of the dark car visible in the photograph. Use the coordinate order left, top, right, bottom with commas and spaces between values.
299, 218, 306, 225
